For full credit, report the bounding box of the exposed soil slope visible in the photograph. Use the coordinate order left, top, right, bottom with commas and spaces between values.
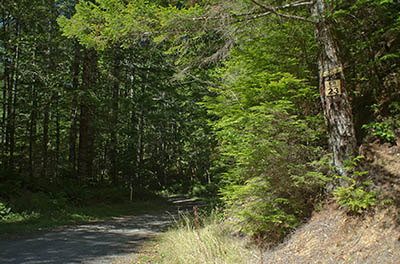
257, 141, 400, 264
258, 203, 400, 264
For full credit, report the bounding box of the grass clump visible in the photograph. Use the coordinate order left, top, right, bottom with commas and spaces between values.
156, 208, 254, 264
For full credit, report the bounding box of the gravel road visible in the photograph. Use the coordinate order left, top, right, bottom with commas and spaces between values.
0, 197, 201, 264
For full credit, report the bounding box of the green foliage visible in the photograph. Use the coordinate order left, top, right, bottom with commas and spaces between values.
202, 21, 325, 241
333, 157, 377, 214
362, 102, 400, 143
191, 182, 219, 197
0, 202, 12, 220
334, 181, 377, 215
333, 0, 400, 141
362, 121, 396, 142
58, 0, 160, 49
10, 191, 68, 213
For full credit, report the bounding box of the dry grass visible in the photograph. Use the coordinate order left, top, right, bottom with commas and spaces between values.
156, 211, 255, 264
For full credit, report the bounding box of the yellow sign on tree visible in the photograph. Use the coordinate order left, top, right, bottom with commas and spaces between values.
325, 79, 342, 97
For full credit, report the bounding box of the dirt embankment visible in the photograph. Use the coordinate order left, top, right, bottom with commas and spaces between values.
257, 141, 400, 264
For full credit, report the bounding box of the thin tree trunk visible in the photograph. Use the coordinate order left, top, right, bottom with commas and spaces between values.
78, 48, 97, 182
41, 102, 49, 179
137, 80, 145, 182
78, 102, 89, 181
312, 0, 357, 181
7, 22, 20, 170
29, 78, 37, 181
1, 12, 9, 168
137, 104, 144, 175
55, 94, 60, 179
110, 49, 120, 186
69, 42, 80, 176
128, 70, 136, 198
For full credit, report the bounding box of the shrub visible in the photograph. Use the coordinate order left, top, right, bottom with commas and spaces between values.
217, 102, 327, 242
362, 121, 396, 143
334, 182, 377, 215
333, 157, 377, 214
0, 202, 11, 219
362, 102, 400, 143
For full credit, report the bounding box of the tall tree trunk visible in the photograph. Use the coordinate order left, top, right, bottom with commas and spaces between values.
41, 102, 49, 179
128, 70, 136, 197
55, 94, 60, 179
110, 49, 120, 186
1, 12, 9, 168
137, 80, 145, 185
312, 0, 357, 181
137, 104, 144, 177
29, 78, 37, 181
69, 42, 80, 176
78, 48, 97, 182
78, 102, 89, 182
7, 22, 20, 170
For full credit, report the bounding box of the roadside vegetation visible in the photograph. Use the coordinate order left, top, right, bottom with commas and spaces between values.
0, 181, 169, 236
156, 210, 254, 264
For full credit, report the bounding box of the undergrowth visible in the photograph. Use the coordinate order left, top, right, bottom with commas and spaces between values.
333, 156, 377, 215
0, 181, 170, 236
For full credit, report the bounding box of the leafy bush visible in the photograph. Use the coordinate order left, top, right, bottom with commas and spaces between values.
191, 184, 207, 197
333, 157, 377, 214
60, 179, 91, 206
362, 121, 396, 143
191, 183, 218, 197
362, 102, 400, 143
0, 202, 11, 219
10, 191, 68, 213
203, 26, 326, 242
334, 182, 377, 214
213, 100, 327, 242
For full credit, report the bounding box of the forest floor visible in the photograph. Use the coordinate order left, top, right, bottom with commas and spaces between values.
0, 197, 202, 264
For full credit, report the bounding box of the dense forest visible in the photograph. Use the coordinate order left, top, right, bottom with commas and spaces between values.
1, 0, 399, 243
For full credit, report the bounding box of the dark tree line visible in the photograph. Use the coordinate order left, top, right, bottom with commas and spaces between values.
0, 0, 214, 194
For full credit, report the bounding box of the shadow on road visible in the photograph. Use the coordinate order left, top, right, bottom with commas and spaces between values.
0, 197, 204, 264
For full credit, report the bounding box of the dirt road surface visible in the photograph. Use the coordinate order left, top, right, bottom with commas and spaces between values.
0, 197, 200, 264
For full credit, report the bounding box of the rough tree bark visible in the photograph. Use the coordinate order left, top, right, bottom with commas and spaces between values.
312, 0, 357, 180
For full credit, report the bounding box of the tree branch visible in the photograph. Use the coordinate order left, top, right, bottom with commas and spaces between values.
191, 1, 314, 23
250, 0, 315, 24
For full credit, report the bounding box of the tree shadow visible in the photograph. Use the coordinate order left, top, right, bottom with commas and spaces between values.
0, 212, 174, 263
